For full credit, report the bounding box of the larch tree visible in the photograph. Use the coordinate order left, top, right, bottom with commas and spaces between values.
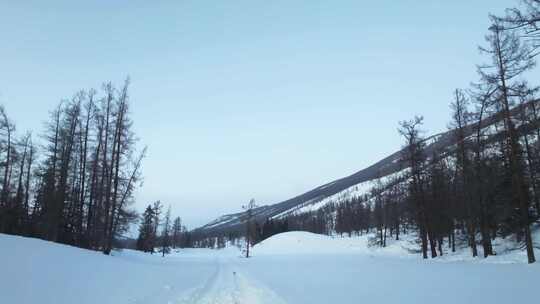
497, 0, 540, 55
160, 205, 172, 257
172, 216, 182, 248
243, 198, 257, 258
399, 116, 430, 259
477, 20, 536, 263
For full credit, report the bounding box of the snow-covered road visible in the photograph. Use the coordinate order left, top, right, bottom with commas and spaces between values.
2, 232, 540, 304
176, 257, 287, 304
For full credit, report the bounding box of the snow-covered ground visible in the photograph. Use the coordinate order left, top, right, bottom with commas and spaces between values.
1, 232, 539, 304
253, 230, 540, 264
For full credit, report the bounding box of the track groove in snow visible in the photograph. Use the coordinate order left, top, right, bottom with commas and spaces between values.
176, 258, 287, 304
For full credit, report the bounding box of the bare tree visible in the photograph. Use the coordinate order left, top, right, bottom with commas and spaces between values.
496, 0, 540, 55
160, 205, 172, 257
0, 105, 15, 207
172, 216, 182, 249
243, 198, 257, 258
478, 20, 536, 263
449, 89, 481, 257
399, 116, 431, 258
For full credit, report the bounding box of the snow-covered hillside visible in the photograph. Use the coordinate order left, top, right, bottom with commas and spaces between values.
271, 168, 409, 219
2, 232, 539, 304
196, 102, 536, 236
196, 164, 409, 234
196, 119, 480, 234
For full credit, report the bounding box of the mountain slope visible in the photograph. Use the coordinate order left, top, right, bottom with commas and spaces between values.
195, 133, 450, 235
195, 103, 534, 235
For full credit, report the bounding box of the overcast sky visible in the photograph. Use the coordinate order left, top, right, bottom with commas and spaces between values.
0, 0, 521, 227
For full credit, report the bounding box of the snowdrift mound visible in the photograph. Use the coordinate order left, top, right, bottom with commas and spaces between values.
252, 229, 540, 262
251, 231, 410, 256
250, 230, 540, 262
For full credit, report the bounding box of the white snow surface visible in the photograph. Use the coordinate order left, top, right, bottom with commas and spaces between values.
252, 231, 407, 256
253, 230, 540, 263
2, 231, 539, 304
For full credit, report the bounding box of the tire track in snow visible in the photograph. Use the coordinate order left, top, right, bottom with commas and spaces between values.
231, 270, 287, 304
175, 260, 224, 304
175, 258, 287, 304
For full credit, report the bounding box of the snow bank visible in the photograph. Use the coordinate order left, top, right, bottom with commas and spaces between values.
244, 231, 540, 303
253, 231, 359, 255
243, 246, 540, 304
0, 233, 218, 304
252, 230, 540, 264
252, 231, 410, 256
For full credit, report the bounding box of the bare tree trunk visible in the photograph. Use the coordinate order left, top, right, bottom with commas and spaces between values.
24, 137, 34, 229
97, 89, 112, 248
522, 124, 540, 215
495, 32, 536, 262
104, 98, 126, 255
14, 134, 30, 232
86, 126, 102, 249
78, 98, 92, 245
43, 104, 62, 241
109, 147, 146, 250
1, 108, 13, 206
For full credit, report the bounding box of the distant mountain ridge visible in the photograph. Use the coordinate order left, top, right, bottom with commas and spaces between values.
194, 102, 532, 236
194, 133, 445, 235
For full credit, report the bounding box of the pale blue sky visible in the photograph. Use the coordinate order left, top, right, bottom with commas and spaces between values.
0, 0, 521, 227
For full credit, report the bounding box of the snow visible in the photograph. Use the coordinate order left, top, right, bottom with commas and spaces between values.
2, 232, 539, 304
244, 231, 540, 303
242, 251, 539, 304
273, 169, 410, 220
201, 214, 237, 229
251, 231, 406, 256
253, 230, 540, 264
176, 261, 288, 304
0, 234, 220, 304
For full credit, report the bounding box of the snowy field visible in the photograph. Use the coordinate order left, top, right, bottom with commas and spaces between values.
1, 232, 539, 304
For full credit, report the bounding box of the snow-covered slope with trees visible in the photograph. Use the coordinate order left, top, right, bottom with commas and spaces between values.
195, 101, 525, 236
193, 100, 538, 248
195, 134, 447, 235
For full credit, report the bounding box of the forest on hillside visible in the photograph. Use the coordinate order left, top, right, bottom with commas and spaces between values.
192, 1, 540, 264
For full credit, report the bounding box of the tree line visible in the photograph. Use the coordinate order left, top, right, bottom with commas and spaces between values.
0, 79, 148, 255
136, 200, 192, 255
